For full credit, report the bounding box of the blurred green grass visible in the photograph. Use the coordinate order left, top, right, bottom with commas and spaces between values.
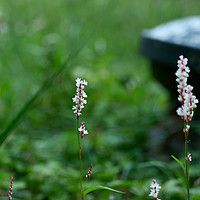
0, 0, 200, 199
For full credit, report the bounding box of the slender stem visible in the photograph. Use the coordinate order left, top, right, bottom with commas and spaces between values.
77, 118, 83, 200
184, 125, 190, 200
77, 118, 80, 150
80, 139, 83, 200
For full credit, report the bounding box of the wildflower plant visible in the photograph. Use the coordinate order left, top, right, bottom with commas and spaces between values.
72, 78, 124, 200
171, 55, 199, 200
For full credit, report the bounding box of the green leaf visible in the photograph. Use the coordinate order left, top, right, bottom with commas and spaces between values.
83, 185, 125, 196
171, 155, 185, 173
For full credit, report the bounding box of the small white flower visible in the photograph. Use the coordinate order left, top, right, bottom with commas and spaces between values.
188, 152, 192, 163
185, 125, 190, 132
83, 130, 88, 135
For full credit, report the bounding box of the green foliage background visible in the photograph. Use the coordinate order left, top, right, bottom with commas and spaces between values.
0, 0, 200, 199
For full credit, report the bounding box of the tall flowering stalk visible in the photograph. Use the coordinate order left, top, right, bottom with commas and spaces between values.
149, 179, 161, 200
175, 55, 198, 200
72, 78, 88, 200
72, 78, 124, 199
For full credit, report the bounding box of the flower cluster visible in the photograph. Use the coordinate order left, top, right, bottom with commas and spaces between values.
78, 121, 88, 139
176, 55, 198, 128
72, 78, 88, 119
86, 164, 93, 180
188, 152, 192, 163
9, 176, 13, 200
149, 179, 161, 200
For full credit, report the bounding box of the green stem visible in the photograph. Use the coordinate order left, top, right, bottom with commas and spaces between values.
77, 118, 80, 150
184, 124, 190, 200
80, 139, 83, 200
77, 118, 83, 200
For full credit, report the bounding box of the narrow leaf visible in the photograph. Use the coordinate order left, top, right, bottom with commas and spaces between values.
171, 155, 185, 173
83, 185, 125, 196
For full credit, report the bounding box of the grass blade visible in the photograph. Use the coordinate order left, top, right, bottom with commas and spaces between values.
83, 185, 125, 196
171, 155, 185, 173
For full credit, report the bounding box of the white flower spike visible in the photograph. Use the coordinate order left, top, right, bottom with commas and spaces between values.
72, 78, 88, 118
176, 55, 198, 125
149, 179, 161, 200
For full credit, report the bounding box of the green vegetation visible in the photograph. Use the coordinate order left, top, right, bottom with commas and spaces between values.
0, 0, 200, 199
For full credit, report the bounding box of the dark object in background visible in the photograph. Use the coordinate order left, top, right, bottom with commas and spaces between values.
140, 16, 200, 112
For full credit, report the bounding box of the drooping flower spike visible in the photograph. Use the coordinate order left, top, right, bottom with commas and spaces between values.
176, 55, 198, 128
9, 176, 13, 200
86, 164, 93, 180
149, 179, 161, 200
72, 78, 88, 119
